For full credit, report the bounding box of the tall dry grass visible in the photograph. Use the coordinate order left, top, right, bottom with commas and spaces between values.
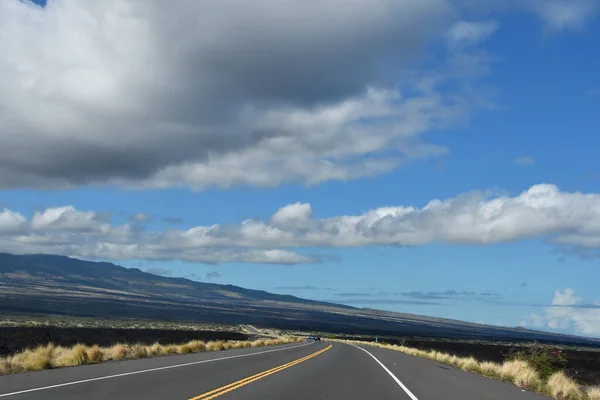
586, 386, 600, 400
332, 339, 596, 400
546, 371, 585, 400
0, 336, 301, 376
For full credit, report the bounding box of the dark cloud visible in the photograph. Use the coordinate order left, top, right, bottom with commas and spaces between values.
336, 293, 375, 297
0, 1, 464, 190
146, 267, 171, 276
274, 285, 333, 291
402, 290, 502, 300
335, 299, 444, 306
205, 271, 222, 280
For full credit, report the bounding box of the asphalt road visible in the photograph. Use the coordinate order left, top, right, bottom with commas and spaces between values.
0, 341, 550, 399
241, 325, 263, 335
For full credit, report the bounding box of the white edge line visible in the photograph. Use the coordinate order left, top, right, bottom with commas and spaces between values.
0, 341, 313, 398
349, 343, 419, 400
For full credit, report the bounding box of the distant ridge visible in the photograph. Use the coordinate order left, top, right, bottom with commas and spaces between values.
1, 253, 599, 346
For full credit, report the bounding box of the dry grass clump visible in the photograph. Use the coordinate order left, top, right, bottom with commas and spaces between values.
500, 359, 528, 381
0, 335, 301, 376
187, 340, 207, 352
586, 386, 600, 400
160, 344, 180, 356
547, 371, 584, 400
145, 342, 163, 356
514, 367, 542, 391
332, 339, 598, 400
9, 344, 54, 372
108, 343, 129, 360
129, 344, 148, 359
457, 356, 481, 373
86, 345, 103, 363
479, 361, 502, 378
205, 341, 225, 351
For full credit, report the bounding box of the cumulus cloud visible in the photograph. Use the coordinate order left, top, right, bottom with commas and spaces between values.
1, 184, 600, 264
0, 0, 502, 191
523, 289, 600, 336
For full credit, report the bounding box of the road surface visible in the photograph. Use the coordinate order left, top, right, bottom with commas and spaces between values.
241, 325, 263, 335
0, 341, 549, 399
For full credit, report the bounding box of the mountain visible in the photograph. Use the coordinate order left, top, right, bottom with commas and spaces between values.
1, 253, 598, 346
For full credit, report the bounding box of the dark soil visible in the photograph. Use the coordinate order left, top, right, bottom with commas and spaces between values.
0, 327, 250, 357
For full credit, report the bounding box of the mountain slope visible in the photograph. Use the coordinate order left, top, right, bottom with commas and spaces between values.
1, 253, 598, 346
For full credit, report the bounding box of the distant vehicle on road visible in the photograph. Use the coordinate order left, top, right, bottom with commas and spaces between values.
307, 335, 321, 341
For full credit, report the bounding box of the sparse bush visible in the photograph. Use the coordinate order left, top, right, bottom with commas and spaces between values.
547, 371, 584, 400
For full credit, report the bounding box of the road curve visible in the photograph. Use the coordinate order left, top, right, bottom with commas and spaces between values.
0, 340, 550, 399
241, 325, 263, 335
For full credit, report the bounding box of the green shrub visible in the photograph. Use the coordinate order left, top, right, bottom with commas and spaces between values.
507, 344, 567, 381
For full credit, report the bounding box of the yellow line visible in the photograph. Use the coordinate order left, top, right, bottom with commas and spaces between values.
189, 344, 332, 400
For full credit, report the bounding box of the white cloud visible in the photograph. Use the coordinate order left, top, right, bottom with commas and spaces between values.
2, 184, 600, 264
31, 206, 102, 231
0, 0, 501, 191
0, 209, 27, 234
525, 0, 600, 30
445, 20, 499, 49
525, 289, 600, 336
551, 288, 582, 306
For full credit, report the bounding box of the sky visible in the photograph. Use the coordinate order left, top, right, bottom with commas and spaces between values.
1, 0, 600, 337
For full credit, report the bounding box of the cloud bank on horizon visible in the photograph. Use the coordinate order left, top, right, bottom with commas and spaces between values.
2, 184, 600, 264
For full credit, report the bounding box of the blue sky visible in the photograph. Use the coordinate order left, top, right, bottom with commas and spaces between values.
1, 0, 600, 337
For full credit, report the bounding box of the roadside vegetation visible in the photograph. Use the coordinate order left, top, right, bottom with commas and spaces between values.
0, 336, 301, 376
0, 314, 239, 332
334, 339, 600, 400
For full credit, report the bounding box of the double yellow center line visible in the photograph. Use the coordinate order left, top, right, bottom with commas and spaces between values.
189, 344, 332, 400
